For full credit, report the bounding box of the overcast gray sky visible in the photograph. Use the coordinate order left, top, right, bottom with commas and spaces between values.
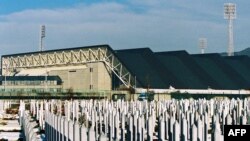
0, 0, 249, 55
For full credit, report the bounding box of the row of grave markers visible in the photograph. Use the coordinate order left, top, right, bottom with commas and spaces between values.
0, 100, 11, 114
19, 98, 250, 141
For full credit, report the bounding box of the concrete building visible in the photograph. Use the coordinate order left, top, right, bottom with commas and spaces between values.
1, 45, 132, 92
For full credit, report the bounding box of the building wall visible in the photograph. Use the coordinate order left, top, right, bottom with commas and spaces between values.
96, 62, 112, 90
49, 62, 112, 91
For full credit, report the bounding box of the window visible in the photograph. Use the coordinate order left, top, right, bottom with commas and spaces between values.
90, 84, 93, 89
90, 68, 93, 72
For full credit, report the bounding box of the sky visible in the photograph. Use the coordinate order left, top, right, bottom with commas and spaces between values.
0, 0, 249, 55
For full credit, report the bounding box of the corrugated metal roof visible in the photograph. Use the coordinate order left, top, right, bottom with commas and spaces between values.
115, 49, 250, 89
115, 49, 167, 89
156, 51, 209, 89
192, 54, 250, 89
224, 56, 250, 88
116, 48, 182, 89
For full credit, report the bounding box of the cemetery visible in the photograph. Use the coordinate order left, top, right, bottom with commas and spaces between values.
1, 97, 249, 140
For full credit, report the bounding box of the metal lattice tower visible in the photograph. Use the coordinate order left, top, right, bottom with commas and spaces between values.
199, 38, 207, 54
224, 3, 236, 56
40, 25, 46, 52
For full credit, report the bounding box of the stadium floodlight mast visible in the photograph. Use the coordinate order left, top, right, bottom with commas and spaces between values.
224, 3, 236, 56
199, 38, 207, 54
39, 25, 47, 91
40, 25, 46, 52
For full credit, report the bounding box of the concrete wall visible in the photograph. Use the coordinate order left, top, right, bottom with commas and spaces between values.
49, 62, 112, 91
131, 93, 171, 101
95, 62, 112, 90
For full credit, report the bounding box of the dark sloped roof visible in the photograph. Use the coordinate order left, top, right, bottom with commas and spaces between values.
115, 48, 183, 89
192, 54, 250, 89
224, 56, 250, 86
115, 48, 250, 89
230, 55, 250, 69
155, 51, 215, 89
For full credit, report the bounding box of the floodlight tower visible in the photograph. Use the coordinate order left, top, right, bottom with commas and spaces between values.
40, 25, 46, 52
199, 38, 207, 54
224, 3, 236, 56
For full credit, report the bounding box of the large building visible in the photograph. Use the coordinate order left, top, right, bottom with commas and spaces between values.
1, 45, 134, 93
1, 44, 250, 94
